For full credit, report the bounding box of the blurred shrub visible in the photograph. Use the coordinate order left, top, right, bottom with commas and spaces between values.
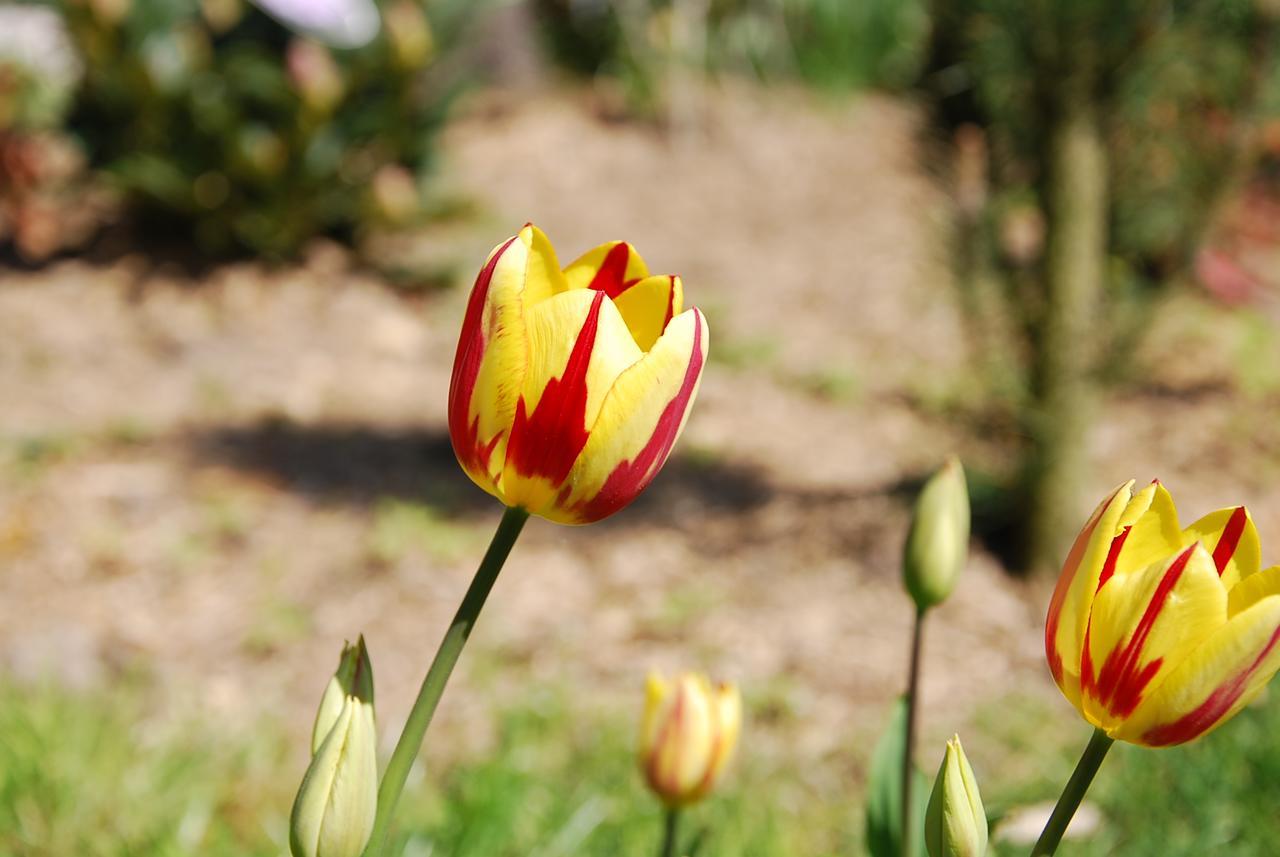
925, 0, 1280, 570
58, 0, 474, 258
532, 0, 931, 114
0, 4, 106, 261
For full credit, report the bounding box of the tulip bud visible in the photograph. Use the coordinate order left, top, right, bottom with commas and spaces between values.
925, 735, 987, 857
291, 638, 378, 857
385, 0, 435, 70
639, 671, 741, 808
903, 457, 970, 612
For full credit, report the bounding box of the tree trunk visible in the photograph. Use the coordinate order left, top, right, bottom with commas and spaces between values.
1022, 93, 1108, 574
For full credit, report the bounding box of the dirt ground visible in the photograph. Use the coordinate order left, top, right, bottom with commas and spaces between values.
3, 85, 1280, 768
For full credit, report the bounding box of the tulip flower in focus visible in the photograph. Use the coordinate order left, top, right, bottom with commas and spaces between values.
903, 457, 970, 612
449, 224, 709, 524
925, 735, 987, 857
291, 638, 378, 857
639, 671, 741, 807
1046, 480, 1280, 746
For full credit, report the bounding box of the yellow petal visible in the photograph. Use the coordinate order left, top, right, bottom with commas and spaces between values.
1117, 595, 1280, 746
550, 307, 708, 524
1182, 506, 1259, 590
448, 234, 532, 497
1228, 565, 1280, 618
692, 683, 741, 800
1112, 481, 1183, 578
519, 223, 568, 306
1081, 544, 1225, 731
1045, 481, 1135, 708
611, 275, 683, 352
500, 289, 643, 514
563, 240, 650, 293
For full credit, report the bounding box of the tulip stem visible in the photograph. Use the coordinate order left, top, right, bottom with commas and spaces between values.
1030, 728, 1114, 856
902, 607, 926, 857
659, 807, 681, 857
363, 505, 530, 857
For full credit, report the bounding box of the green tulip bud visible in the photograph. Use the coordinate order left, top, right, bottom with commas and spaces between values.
903, 457, 970, 612
925, 735, 988, 857
291, 638, 378, 857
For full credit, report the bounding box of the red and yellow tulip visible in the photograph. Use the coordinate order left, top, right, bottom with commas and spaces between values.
639, 671, 741, 807
448, 224, 709, 525
1045, 480, 1280, 746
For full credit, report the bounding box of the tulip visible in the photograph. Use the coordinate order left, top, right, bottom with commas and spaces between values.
1045, 479, 1280, 746
291, 638, 378, 857
449, 224, 709, 525
903, 457, 970, 612
925, 735, 987, 857
639, 671, 741, 808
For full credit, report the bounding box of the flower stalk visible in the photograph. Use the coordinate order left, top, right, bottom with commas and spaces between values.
1030, 728, 1114, 856
362, 505, 530, 857
902, 606, 926, 857
659, 808, 681, 857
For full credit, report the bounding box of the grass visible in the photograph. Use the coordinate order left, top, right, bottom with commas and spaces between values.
4, 677, 1280, 856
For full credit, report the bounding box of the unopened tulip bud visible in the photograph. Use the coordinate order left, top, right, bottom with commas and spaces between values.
639, 671, 741, 807
291, 638, 378, 857
904, 457, 970, 612
925, 735, 987, 857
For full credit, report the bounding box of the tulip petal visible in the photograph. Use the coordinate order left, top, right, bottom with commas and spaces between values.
1045, 481, 1134, 707
611, 275, 683, 351
564, 240, 650, 295
692, 683, 741, 801
1118, 595, 1280, 746
1081, 543, 1225, 729
501, 289, 643, 514
1183, 506, 1259, 590
1228, 565, 1280, 618
1109, 481, 1183, 581
448, 234, 531, 495
552, 307, 708, 524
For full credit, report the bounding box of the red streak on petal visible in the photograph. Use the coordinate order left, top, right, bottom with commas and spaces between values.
1143, 621, 1280, 746
1046, 505, 1107, 685
1091, 544, 1198, 719
1212, 506, 1248, 576
587, 243, 642, 298
568, 310, 705, 523
504, 291, 604, 486
448, 236, 517, 477
1097, 526, 1132, 592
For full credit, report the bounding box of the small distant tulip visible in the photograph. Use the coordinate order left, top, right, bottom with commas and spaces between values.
385, 0, 434, 69
287, 38, 344, 113
903, 457, 970, 612
1046, 480, 1280, 746
449, 225, 709, 524
925, 735, 987, 857
291, 638, 378, 857
639, 672, 741, 807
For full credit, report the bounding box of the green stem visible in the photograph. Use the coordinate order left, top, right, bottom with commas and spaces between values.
363, 505, 530, 857
902, 607, 926, 857
659, 807, 681, 857
1030, 728, 1114, 856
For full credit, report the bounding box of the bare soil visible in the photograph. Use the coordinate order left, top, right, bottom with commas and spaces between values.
3, 85, 1279, 767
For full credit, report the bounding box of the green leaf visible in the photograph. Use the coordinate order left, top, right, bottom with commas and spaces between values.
865, 696, 928, 857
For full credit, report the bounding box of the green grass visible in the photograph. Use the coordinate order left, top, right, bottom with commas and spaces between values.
5, 678, 1280, 856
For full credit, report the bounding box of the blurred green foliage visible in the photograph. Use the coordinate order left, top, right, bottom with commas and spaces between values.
532, 0, 931, 113
57, 0, 471, 258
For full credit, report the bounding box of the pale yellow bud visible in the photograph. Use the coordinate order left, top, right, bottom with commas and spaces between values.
639, 671, 741, 807
925, 735, 987, 857
904, 457, 970, 612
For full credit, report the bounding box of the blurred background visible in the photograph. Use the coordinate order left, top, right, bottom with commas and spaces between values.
2, 0, 1280, 853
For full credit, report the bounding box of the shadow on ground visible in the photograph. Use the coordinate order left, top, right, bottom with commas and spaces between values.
185, 417, 781, 524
